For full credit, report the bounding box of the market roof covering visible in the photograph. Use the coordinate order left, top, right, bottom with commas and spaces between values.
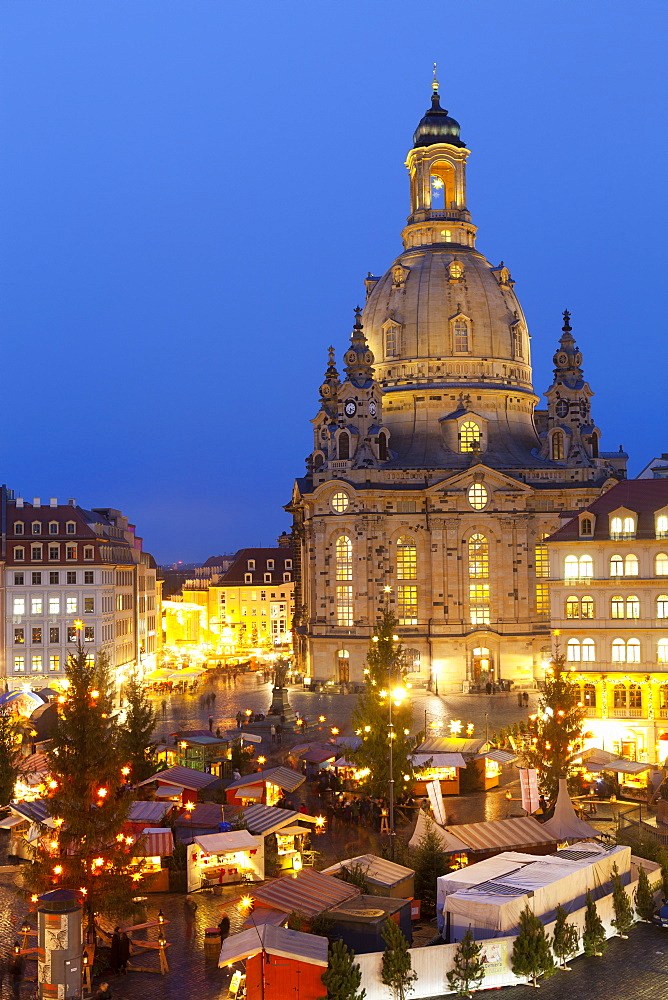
219, 924, 328, 968
412, 753, 467, 769
127, 801, 173, 825
195, 830, 260, 854
409, 809, 556, 855
137, 766, 219, 791
242, 908, 288, 930
541, 778, 603, 841
242, 804, 316, 836
226, 767, 305, 794
322, 854, 414, 888
248, 868, 360, 917
416, 737, 488, 756
480, 749, 519, 765
0, 690, 46, 708
134, 828, 174, 857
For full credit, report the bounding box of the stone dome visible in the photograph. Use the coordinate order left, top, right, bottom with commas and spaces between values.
413, 93, 465, 149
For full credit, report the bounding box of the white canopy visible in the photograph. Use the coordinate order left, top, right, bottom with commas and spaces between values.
195, 830, 260, 854
412, 753, 467, 769
541, 778, 601, 840
436, 852, 538, 933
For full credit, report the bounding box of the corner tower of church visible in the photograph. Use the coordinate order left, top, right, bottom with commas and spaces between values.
289, 80, 626, 691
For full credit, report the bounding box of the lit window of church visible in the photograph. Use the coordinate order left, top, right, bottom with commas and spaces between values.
468, 535, 489, 578
459, 421, 480, 453
535, 583, 549, 615
454, 321, 469, 353
336, 585, 353, 626
535, 537, 549, 577
552, 431, 564, 461
468, 484, 487, 510
396, 536, 417, 580
335, 536, 352, 581
331, 492, 349, 514
397, 585, 417, 625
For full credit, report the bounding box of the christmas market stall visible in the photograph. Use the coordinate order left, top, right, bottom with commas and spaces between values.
225, 766, 305, 808
136, 765, 221, 804
412, 737, 513, 792
327, 895, 413, 953
186, 829, 264, 891
322, 854, 415, 899
219, 924, 328, 1000
128, 827, 175, 892
1, 799, 57, 859
244, 868, 361, 923
240, 803, 321, 872
410, 809, 557, 867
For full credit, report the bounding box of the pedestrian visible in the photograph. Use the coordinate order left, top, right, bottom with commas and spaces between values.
216, 727, 222, 738
208, 715, 214, 732
110, 926, 121, 974
276, 723, 282, 744
161, 698, 167, 718
517, 691, 523, 708
183, 896, 198, 939
232, 768, 241, 780
523, 691, 529, 707
118, 931, 130, 974
485, 681, 492, 695
211, 692, 216, 704
8, 952, 23, 1000
236, 711, 243, 729
270, 724, 276, 743
218, 915, 230, 941
93, 982, 112, 1000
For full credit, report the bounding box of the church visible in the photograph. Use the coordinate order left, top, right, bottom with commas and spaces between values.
288, 77, 627, 691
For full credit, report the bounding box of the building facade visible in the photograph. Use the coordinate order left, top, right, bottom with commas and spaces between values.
2, 492, 159, 692
547, 479, 668, 764
289, 80, 626, 688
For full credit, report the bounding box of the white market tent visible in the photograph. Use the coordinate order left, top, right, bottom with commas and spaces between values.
409, 808, 555, 856
443, 842, 631, 941
541, 778, 601, 840
436, 852, 539, 934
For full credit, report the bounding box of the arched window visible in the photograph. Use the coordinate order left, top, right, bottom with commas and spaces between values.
468, 534, 489, 578
657, 515, 668, 538
611, 516, 623, 537
590, 432, 599, 458
658, 640, 668, 664
564, 556, 579, 580
396, 536, 417, 580
566, 596, 580, 618
579, 555, 593, 579
581, 596, 594, 619
459, 421, 480, 453
453, 320, 469, 353
610, 555, 624, 577
583, 683, 596, 708
335, 536, 352, 581
656, 553, 668, 576
513, 325, 523, 358
378, 432, 388, 462
582, 638, 596, 662
535, 536, 549, 578
613, 683, 627, 708
612, 639, 626, 662
627, 638, 641, 662
660, 683, 668, 708
626, 596, 640, 619
338, 432, 350, 460
629, 683, 642, 709
567, 639, 580, 662
581, 517, 593, 536
552, 431, 564, 461
611, 596, 624, 619
657, 596, 668, 619
336, 649, 350, 683
625, 554, 639, 576
623, 517, 635, 535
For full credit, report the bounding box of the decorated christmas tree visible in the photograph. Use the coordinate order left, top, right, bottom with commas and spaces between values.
446, 926, 486, 997
0, 708, 20, 808
611, 864, 634, 937
522, 636, 585, 798
510, 904, 555, 987
24, 633, 141, 937
322, 940, 366, 1000
381, 916, 417, 1000
582, 891, 606, 956
552, 904, 579, 970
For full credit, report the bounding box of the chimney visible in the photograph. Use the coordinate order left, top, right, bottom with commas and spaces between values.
277, 531, 291, 548
50, 497, 58, 508
33, 497, 41, 508
68, 499, 76, 507
16, 498, 24, 508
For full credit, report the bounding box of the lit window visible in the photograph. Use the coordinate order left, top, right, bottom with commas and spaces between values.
611, 596, 624, 619
66, 545, 77, 561
552, 431, 564, 461
535, 583, 549, 615
535, 537, 549, 578
336, 585, 353, 626
629, 683, 642, 708
567, 639, 580, 661
581, 638, 596, 662
627, 638, 640, 662
49, 655, 60, 673
469, 583, 490, 626
331, 491, 350, 514
581, 596, 594, 619
612, 639, 626, 662
13, 598, 25, 615
453, 321, 469, 353
657, 596, 668, 619
566, 596, 580, 618
50, 627, 59, 643
13, 656, 25, 673
14, 628, 24, 644
396, 536, 417, 580
657, 515, 668, 538
48, 597, 60, 615
336, 536, 352, 581
468, 534, 489, 579
31, 655, 42, 673
84, 626, 94, 643
468, 484, 488, 510
564, 556, 578, 580
657, 554, 668, 576
611, 516, 623, 537
397, 585, 418, 625
623, 517, 635, 535
626, 596, 640, 619
613, 683, 627, 708
610, 555, 623, 577
583, 683, 596, 708
459, 421, 480, 453
66, 597, 77, 614
449, 261, 464, 279
658, 640, 668, 664
625, 554, 638, 576
579, 555, 593, 579
31, 598, 43, 615
84, 598, 94, 614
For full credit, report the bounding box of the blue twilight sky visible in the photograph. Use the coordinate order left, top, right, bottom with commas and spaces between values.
1, 2, 666, 564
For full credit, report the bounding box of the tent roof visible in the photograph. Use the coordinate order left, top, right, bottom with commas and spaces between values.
321, 854, 414, 888
242, 804, 315, 836
219, 924, 328, 968
226, 767, 305, 794
412, 753, 467, 769
409, 809, 555, 855
195, 830, 260, 854
416, 736, 488, 756
127, 800, 173, 824
137, 765, 219, 790
249, 868, 360, 917
541, 778, 602, 840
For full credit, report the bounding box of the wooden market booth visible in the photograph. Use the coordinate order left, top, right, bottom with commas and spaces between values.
219, 924, 328, 1000
186, 829, 264, 891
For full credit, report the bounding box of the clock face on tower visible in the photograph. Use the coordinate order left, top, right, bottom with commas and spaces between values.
556, 352, 569, 367
369, 400, 377, 417
344, 399, 357, 417
556, 399, 569, 418
321, 384, 331, 397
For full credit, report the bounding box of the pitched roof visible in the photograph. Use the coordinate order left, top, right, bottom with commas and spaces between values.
242, 804, 316, 836
173, 802, 224, 827
226, 767, 305, 794
219, 924, 328, 968
548, 479, 668, 542
221, 547, 293, 586
127, 800, 173, 825
137, 766, 219, 791
322, 854, 414, 888
416, 737, 488, 756
409, 810, 556, 854
248, 869, 360, 917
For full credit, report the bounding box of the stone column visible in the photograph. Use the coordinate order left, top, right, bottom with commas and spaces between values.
37, 888, 83, 1000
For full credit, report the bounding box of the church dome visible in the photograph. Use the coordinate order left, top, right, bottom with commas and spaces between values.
413, 93, 465, 149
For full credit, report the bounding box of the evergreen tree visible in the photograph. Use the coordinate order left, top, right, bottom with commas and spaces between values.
411, 813, 450, 916
446, 926, 486, 997
611, 864, 634, 937
582, 891, 606, 956
24, 637, 140, 937
521, 640, 585, 798
0, 708, 20, 807
552, 904, 579, 970
634, 862, 656, 921
510, 905, 555, 987
381, 916, 417, 1000
350, 600, 414, 800
119, 673, 157, 783
322, 940, 366, 1000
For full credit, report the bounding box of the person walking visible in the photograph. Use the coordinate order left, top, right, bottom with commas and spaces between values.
93, 982, 112, 1000
118, 931, 130, 974
161, 698, 167, 718
110, 927, 121, 974
275, 723, 282, 744
208, 715, 214, 732
236, 711, 243, 729
218, 915, 230, 942
8, 952, 23, 1000
270, 724, 276, 743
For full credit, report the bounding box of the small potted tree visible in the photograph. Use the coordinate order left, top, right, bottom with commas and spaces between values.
611, 864, 634, 938
446, 926, 486, 997
510, 905, 555, 987
552, 904, 579, 970
582, 891, 606, 956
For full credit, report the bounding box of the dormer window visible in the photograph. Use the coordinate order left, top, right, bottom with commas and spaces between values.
32, 522, 41, 534
384, 322, 401, 359
267, 560, 274, 570
610, 512, 636, 540
285, 559, 292, 570
244, 572, 252, 583
657, 514, 668, 539
247, 560, 255, 570
448, 260, 464, 280
264, 573, 272, 583
66, 521, 76, 535
580, 516, 593, 536
459, 421, 481, 454
49, 522, 58, 535
14, 522, 24, 535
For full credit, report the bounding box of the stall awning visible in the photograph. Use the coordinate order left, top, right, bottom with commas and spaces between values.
155, 785, 185, 798
480, 749, 519, 765
195, 830, 260, 854
219, 924, 328, 968
412, 753, 467, 769
237, 787, 263, 801
0, 815, 25, 830
134, 828, 174, 857
249, 868, 360, 917
588, 758, 651, 775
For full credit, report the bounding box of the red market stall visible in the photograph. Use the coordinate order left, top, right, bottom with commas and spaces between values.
219, 925, 328, 1000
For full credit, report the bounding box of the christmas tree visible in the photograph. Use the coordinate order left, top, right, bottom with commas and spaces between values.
0, 708, 20, 808
582, 891, 606, 956
24, 634, 141, 937
322, 940, 366, 1000
411, 813, 450, 917
446, 926, 486, 997
522, 636, 585, 798
350, 597, 414, 801
119, 673, 157, 782
510, 905, 555, 987
552, 904, 579, 970
611, 864, 634, 937
381, 916, 417, 1000
634, 862, 656, 921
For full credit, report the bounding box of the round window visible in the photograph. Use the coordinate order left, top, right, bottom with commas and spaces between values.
468, 483, 488, 510
331, 491, 350, 514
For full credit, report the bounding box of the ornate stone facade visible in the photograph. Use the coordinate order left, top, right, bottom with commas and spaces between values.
288, 80, 627, 690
